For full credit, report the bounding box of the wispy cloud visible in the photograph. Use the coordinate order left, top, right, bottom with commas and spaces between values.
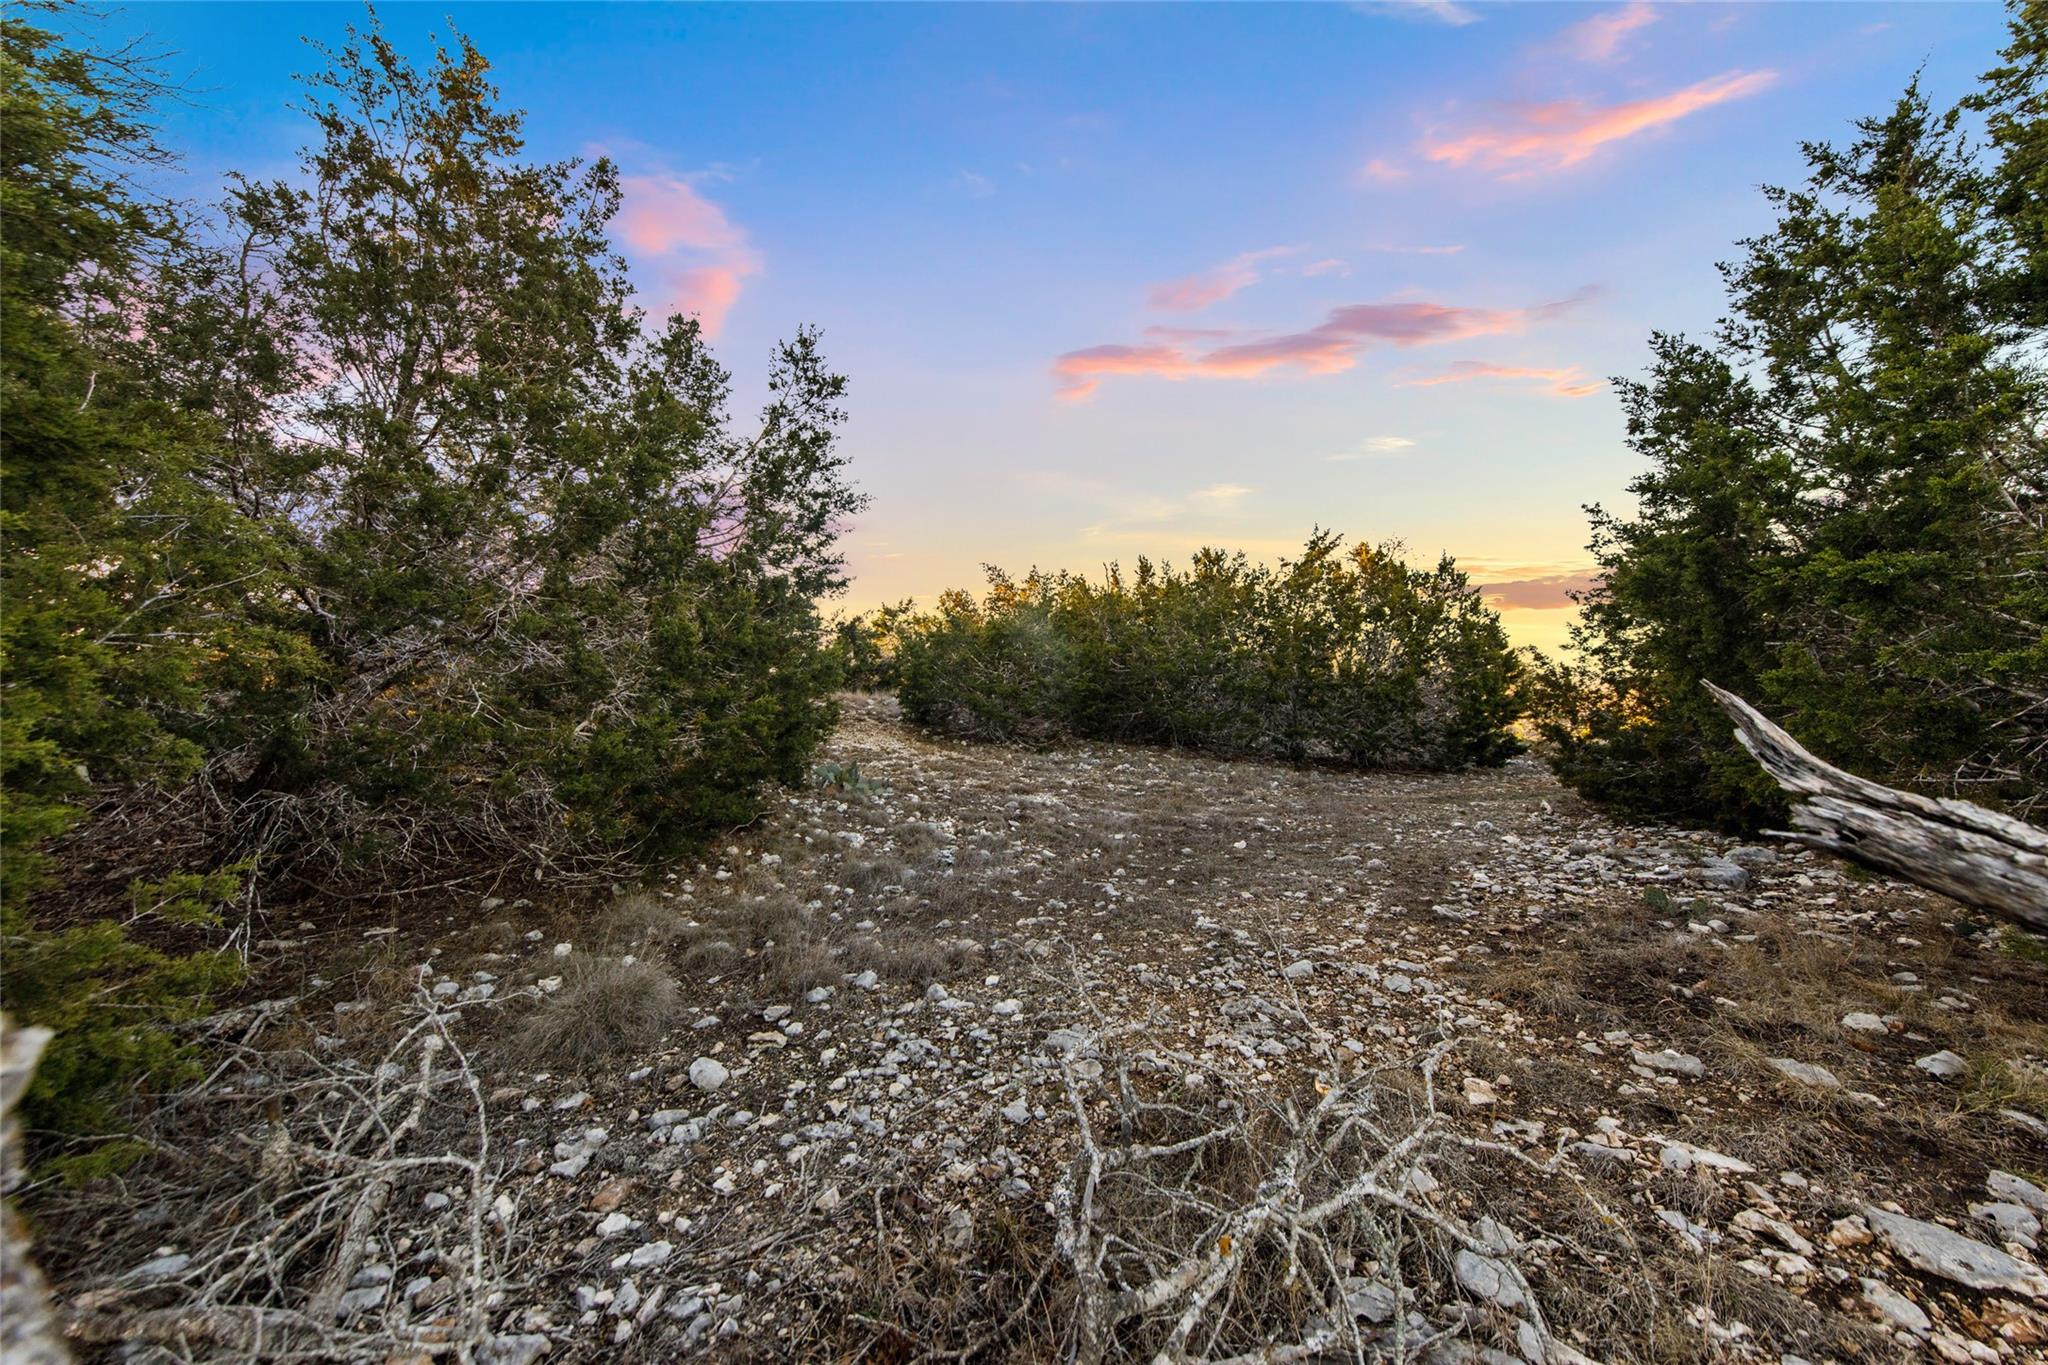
1402, 360, 1604, 397
1364, 242, 1465, 256
1302, 258, 1352, 278
1055, 288, 1596, 399
952, 169, 996, 198
1148, 247, 1294, 312
1476, 571, 1600, 609
1361, 157, 1411, 183
618, 173, 761, 337
1421, 69, 1776, 176
1327, 435, 1418, 461
1190, 482, 1254, 506
1557, 2, 1657, 63
1354, 0, 1481, 28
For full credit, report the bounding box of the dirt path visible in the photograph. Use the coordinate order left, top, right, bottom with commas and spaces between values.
40, 695, 2048, 1362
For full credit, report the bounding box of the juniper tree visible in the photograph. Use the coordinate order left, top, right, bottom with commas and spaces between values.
1541, 4, 2047, 827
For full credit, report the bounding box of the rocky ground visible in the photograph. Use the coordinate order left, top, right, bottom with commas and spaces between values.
31, 694, 2048, 1363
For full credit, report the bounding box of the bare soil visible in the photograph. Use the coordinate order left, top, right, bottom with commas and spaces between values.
28, 694, 2048, 1362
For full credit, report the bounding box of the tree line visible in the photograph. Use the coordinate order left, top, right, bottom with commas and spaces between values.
881, 533, 1523, 771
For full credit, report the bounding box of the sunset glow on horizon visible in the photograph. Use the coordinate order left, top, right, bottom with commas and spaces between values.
83, 0, 2012, 659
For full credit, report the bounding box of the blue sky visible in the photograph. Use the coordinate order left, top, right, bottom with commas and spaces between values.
79, 1, 2015, 651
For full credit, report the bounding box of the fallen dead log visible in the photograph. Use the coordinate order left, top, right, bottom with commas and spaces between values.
1707, 683, 2048, 931
2, 1015, 70, 1365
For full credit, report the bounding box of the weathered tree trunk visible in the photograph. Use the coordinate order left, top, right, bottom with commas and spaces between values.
1707, 684, 2048, 931
1, 1014, 72, 1365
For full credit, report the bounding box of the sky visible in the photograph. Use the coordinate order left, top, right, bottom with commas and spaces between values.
76, 0, 2014, 654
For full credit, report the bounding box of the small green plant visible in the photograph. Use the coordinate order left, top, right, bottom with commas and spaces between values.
1999, 927, 2048, 966
812, 761, 885, 796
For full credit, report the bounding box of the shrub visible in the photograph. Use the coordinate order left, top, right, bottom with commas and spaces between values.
514, 958, 680, 1068
894, 533, 1523, 770
830, 601, 915, 691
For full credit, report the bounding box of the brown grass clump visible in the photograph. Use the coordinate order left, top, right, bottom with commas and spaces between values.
514, 956, 679, 1067
840, 856, 908, 895
678, 937, 742, 975
595, 890, 692, 952
760, 937, 838, 995
843, 933, 980, 987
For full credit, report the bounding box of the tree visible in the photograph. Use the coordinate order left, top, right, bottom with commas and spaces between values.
1, 10, 863, 1162
1, 6, 252, 1163
1542, 5, 2048, 828
147, 20, 865, 880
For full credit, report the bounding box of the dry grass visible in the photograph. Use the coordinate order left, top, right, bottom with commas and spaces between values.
842, 932, 982, 987
840, 856, 908, 896
759, 937, 839, 995
512, 956, 679, 1067
592, 889, 693, 953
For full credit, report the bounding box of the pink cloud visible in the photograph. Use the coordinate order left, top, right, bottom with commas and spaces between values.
1147, 247, 1293, 312
1054, 289, 1595, 398
618, 175, 746, 254
1559, 2, 1657, 63
1422, 70, 1776, 176
618, 173, 759, 337
1477, 571, 1602, 610
1402, 360, 1605, 397
1361, 157, 1410, 183
660, 264, 750, 337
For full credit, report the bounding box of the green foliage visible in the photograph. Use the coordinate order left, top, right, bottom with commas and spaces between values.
125, 25, 864, 880
831, 600, 914, 691
894, 533, 1523, 770
1, 11, 858, 1163
811, 761, 884, 796
1, 5, 269, 1164
1538, 6, 2048, 830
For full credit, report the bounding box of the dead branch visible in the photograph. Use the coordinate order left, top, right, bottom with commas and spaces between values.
1044, 1018, 1603, 1365
59, 993, 511, 1363
1707, 684, 2048, 929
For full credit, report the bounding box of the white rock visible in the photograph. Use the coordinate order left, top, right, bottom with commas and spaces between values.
1914, 1050, 1966, 1079
1859, 1278, 1931, 1335
688, 1057, 730, 1092
1769, 1058, 1841, 1090
621, 1241, 673, 1270
1970, 1201, 2041, 1249
1862, 1206, 2048, 1298
1633, 1048, 1706, 1079
1988, 1170, 2048, 1215
1841, 1012, 1888, 1035
1452, 1250, 1526, 1310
